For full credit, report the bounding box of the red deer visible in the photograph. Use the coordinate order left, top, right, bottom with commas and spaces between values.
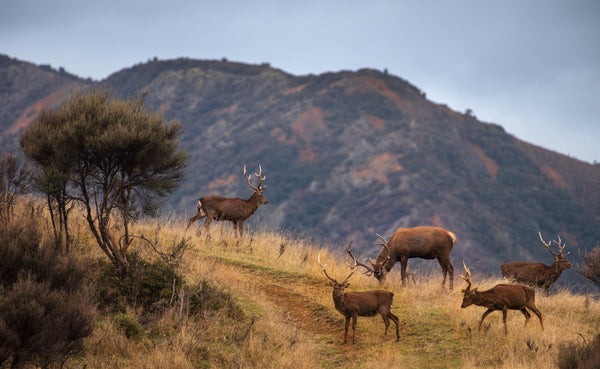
461, 261, 543, 336
500, 232, 571, 296
318, 243, 400, 344
185, 165, 268, 238
350, 226, 457, 289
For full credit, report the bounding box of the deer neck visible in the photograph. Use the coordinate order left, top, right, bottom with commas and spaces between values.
332, 289, 348, 311
551, 259, 570, 273
470, 290, 497, 308
245, 192, 262, 210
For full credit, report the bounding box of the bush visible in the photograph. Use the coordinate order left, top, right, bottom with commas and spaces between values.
0, 218, 95, 368
578, 245, 600, 289
558, 333, 600, 369
113, 313, 144, 340
96, 255, 244, 319
96, 255, 182, 313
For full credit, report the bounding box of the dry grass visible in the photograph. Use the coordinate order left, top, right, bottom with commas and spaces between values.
12, 201, 597, 369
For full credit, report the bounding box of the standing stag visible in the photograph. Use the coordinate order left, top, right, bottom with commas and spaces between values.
500, 232, 571, 296
318, 242, 400, 344
185, 165, 268, 238
461, 261, 543, 336
350, 226, 457, 289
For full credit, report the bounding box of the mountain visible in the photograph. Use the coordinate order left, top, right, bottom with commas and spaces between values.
1, 54, 599, 286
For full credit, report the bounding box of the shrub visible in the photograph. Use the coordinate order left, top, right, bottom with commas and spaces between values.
113, 313, 144, 340
96, 255, 182, 313
578, 245, 600, 289
0, 218, 95, 368
558, 333, 600, 369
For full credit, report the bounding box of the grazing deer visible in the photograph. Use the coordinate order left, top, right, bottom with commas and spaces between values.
500, 232, 571, 296
318, 243, 400, 344
185, 165, 268, 238
350, 226, 457, 289
461, 261, 543, 336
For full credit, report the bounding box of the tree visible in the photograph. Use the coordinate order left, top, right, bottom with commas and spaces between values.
20, 89, 188, 273
0, 152, 32, 224
577, 243, 600, 289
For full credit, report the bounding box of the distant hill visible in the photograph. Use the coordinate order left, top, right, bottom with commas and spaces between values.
1, 54, 599, 286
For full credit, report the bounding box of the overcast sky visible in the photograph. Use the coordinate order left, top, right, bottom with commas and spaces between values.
2, 0, 599, 163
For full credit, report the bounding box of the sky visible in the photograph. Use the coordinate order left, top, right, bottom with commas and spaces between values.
1, 1, 599, 163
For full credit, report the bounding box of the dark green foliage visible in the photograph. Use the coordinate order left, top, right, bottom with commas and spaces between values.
189, 280, 245, 319
113, 313, 144, 340
96, 255, 244, 319
558, 333, 600, 369
0, 218, 95, 368
20, 89, 189, 274
96, 255, 182, 313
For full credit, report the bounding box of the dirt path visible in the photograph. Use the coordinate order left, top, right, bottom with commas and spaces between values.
210, 259, 361, 366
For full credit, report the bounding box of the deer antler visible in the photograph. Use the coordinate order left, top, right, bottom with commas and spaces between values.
345, 239, 375, 276
244, 164, 267, 191
539, 232, 570, 257
374, 234, 392, 264
318, 252, 354, 285
461, 260, 472, 292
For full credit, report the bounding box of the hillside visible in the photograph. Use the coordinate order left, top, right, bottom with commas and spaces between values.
1, 54, 600, 285
6, 201, 597, 369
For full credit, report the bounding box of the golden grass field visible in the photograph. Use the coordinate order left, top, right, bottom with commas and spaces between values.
25, 205, 600, 368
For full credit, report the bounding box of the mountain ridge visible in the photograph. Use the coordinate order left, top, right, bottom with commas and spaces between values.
1, 54, 599, 287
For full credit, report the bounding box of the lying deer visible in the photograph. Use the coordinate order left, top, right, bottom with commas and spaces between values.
351, 227, 457, 289
501, 232, 571, 296
318, 243, 400, 344
186, 165, 268, 238
461, 261, 543, 336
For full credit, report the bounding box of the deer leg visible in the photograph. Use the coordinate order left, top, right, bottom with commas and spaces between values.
238, 221, 244, 238
380, 312, 390, 339
438, 257, 454, 290
478, 309, 494, 332
543, 286, 550, 297
231, 221, 238, 237
351, 314, 358, 344
439, 258, 447, 288
502, 308, 508, 336
400, 258, 408, 286
203, 217, 213, 240
447, 260, 454, 290
343, 316, 350, 344
528, 307, 544, 330
520, 308, 531, 327
185, 210, 204, 231
388, 312, 400, 342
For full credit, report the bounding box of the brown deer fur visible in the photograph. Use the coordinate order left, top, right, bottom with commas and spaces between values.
319, 250, 400, 344
461, 262, 543, 335
357, 226, 457, 289
185, 165, 268, 238
501, 232, 571, 296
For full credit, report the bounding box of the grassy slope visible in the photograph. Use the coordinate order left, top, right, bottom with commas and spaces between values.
67, 214, 599, 368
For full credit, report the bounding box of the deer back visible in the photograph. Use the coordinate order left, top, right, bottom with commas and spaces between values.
501, 261, 566, 288
337, 290, 394, 317
200, 195, 255, 221
462, 284, 533, 310
386, 226, 456, 260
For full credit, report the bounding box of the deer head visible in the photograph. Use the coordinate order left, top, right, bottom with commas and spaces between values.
318, 252, 355, 296
244, 164, 268, 205
538, 232, 571, 270
460, 260, 478, 308
370, 234, 392, 282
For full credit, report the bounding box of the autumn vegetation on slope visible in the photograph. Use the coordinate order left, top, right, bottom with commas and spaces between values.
2, 88, 599, 368
1, 198, 598, 368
